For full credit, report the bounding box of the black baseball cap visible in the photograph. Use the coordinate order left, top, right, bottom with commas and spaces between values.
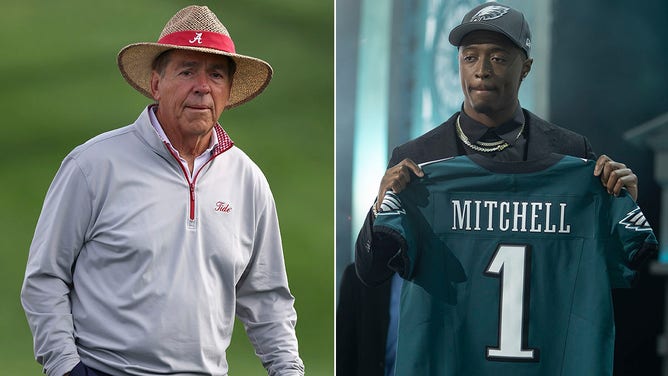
449, 2, 532, 57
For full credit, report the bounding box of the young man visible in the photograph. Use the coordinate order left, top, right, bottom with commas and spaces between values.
354, 2, 656, 375
356, 2, 639, 286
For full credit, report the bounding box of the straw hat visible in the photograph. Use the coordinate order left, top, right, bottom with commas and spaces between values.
117, 5, 273, 108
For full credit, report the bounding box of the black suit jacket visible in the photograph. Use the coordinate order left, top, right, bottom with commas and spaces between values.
355, 109, 595, 286
336, 263, 391, 376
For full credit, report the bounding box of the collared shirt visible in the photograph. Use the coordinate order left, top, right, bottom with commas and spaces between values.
148, 105, 216, 177
458, 105, 527, 161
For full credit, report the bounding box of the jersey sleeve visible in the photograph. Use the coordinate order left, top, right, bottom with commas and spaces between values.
606, 191, 659, 288
372, 191, 419, 279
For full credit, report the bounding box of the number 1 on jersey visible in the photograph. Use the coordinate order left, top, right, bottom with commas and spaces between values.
484, 244, 539, 362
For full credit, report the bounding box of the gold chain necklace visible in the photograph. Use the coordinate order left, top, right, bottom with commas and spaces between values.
455, 115, 525, 153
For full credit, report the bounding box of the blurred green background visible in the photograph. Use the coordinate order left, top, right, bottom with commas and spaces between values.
0, 1, 333, 375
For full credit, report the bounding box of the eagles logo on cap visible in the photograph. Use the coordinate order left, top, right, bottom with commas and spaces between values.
448, 2, 532, 57
470, 5, 510, 22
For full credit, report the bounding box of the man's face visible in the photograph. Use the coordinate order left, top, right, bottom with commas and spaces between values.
150, 50, 232, 139
458, 31, 532, 122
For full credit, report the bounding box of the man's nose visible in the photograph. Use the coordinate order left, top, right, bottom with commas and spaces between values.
474, 59, 492, 79
193, 73, 211, 94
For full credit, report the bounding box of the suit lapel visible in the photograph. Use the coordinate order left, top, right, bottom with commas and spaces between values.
424, 113, 460, 162
525, 111, 555, 159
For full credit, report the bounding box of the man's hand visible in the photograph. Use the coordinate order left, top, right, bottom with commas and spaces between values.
376, 159, 424, 212
594, 154, 638, 201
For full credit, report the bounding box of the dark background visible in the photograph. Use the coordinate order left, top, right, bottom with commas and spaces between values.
335, 0, 667, 374
551, 0, 667, 374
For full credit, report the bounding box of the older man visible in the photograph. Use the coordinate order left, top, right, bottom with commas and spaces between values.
21, 6, 303, 376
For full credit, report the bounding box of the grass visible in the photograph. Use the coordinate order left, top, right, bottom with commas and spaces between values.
0, 1, 333, 374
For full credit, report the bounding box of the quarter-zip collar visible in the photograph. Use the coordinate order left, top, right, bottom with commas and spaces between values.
134, 105, 234, 167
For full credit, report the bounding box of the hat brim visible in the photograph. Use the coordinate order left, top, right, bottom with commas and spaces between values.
448, 23, 525, 55
117, 43, 273, 109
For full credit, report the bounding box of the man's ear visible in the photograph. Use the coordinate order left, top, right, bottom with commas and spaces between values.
521, 58, 533, 80
150, 71, 161, 101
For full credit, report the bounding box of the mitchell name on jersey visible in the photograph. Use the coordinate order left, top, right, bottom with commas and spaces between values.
380, 189, 653, 236
450, 199, 571, 234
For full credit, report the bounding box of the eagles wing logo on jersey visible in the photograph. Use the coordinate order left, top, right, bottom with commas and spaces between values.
619, 207, 652, 231
470, 5, 510, 22
378, 191, 405, 215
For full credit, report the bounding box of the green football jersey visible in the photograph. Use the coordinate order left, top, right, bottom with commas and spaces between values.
373, 154, 658, 376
